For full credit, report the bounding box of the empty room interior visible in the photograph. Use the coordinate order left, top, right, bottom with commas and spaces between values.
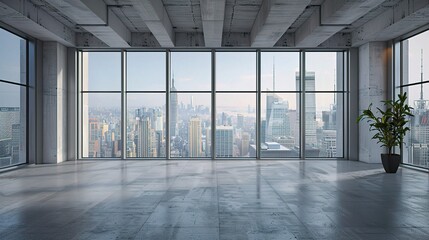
1, 0, 429, 239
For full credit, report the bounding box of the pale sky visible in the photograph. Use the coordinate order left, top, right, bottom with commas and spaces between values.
4, 24, 429, 112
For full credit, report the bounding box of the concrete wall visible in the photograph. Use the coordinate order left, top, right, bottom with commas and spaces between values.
42, 42, 68, 163
349, 48, 359, 161
358, 42, 389, 163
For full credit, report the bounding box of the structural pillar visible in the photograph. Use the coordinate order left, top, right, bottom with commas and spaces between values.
358, 42, 389, 163
42, 42, 68, 163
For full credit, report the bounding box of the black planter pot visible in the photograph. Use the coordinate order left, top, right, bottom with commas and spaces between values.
381, 154, 401, 173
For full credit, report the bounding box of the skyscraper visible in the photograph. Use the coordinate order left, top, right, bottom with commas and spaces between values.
188, 117, 202, 157
237, 114, 244, 129
216, 126, 233, 157
266, 100, 290, 141
296, 71, 317, 146
170, 75, 178, 137
136, 116, 156, 157
88, 118, 100, 157
0, 107, 20, 140
410, 50, 429, 167
240, 132, 250, 156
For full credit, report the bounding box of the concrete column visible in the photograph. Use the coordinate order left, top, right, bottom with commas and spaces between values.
42, 42, 68, 163
349, 48, 359, 160
67, 48, 77, 161
358, 42, 389, 163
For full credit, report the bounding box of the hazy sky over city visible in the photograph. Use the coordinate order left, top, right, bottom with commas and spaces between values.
0, 28, 26, 107
83, 50, 342, 111
0, 29, 23, 84
403, 30, 429, 105
3, 25, 429, 113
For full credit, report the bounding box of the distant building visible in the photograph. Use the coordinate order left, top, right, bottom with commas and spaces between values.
188, 117, 202, 157
296, 71, 317, 146
216, 126, 233, 157
240, 132, 250, 156
237, 114, 244, 129
170, 76, 178, 137
249, 142, 299, 158
0, 107, 20, 140
266, 100, 290, 141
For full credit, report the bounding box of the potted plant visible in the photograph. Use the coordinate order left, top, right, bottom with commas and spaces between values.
357, 92, 414, 173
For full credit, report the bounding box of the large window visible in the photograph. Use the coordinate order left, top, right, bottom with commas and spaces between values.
0, 28, 27, 168
216, 52, 256, 158
397, 29, 429, 169
127, 52, 166, 158
81, 52, 122, 158
304, 52, 345, 158
260, 52, 299, 158
170, 52, 211, 158
78, 50, 347, 159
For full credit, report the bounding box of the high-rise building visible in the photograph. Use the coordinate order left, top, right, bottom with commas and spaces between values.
237, 114, 244, 129
205, 128, 211, 156
89, 118, 100, 157
170, 75, 178, 137
410, 50, 429, 167
188, 117, 202, 157
136, 116, 156, 157
11, 123, 20, 164
266, 100, 290, 141
216, 126, 233, 157
240, 132, 250, 156
296, 71, 317, 146
0, 107, 20, 140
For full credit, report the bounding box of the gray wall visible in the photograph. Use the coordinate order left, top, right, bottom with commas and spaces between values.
358, 42, 389, 163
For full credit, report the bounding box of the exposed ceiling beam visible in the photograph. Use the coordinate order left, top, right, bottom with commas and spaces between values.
200, 0, 226, 47
42, 0, 130, 47
130, 0, 175, 47
77, 32, 161, 48
352, 0, 429, 47
0, 0, 75, 46
295, 0, 385, 47
250, 0, 310, 47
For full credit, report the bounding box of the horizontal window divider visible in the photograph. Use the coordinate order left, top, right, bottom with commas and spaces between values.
215, 91, 257, 93
261, 91, 300, 93
126, 91, 166, 93
214, 49, 257, 52
81, 91, 122, 93
304, 91, 347, 93
125, 49, 167, 52
168, 49, 212, 52
399, 80, 429, 88
79, 49, 122, 52
0, 79, 28, 87
170, 91, 212, 93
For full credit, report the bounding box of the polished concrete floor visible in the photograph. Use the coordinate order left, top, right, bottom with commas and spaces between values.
0, 160, 428, 240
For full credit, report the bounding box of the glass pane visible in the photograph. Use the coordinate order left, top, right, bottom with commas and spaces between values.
216, 93, 256, 158
403, 84, 429, 168
402, 30, 429, 85
82, 93, 121, 158
127, 52, 166, 91
305, 52, 343, 91
216, 52, 256, 91
127, 93, 166, 158
0, 28, 26, 84
304, 93, 344, 158
261, 93, 299, 158
170, 52, 211, 91
82, 52, 121, 91
0, 83, 26, 167
170, 93, 211, 158
261, 52, 299, 91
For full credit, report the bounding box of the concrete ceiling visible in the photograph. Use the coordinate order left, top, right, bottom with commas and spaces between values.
0, 0, 428, 48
